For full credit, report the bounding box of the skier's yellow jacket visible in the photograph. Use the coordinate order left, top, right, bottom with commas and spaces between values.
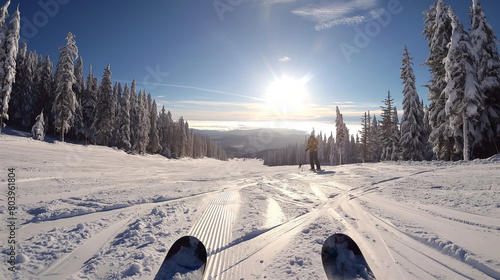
305, 136, 318, 152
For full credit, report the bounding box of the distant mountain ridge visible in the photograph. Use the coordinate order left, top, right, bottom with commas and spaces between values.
194, 128, 308, 158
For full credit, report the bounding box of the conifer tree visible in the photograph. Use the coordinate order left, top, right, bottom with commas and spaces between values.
53, 32, 78, 142
359, 111, 371, 162
72, 56, 85, 139
110, 82, 122, 145
115, 83, 131, 150
37, 55, 53, 133
370, 114, 381, 162
335, 106, 350, 165
0, 3, 18, 132
129, 80, 139, 149
470, 0, 500, 157
0, 0, 9, 131
92, 64, 115, 146
147, 100, 161, 153
400, 45, 425, 161
391, 107, 401, 160
380, 91, 396, 160
423, 0, 456, 160
422, 104, 434, 160
335, 106, 345, 164
184, 120, 193, 157
443, 8, 484, 160
74, 56, 84, 95
174, 116, 188, 157
23, 51, 40, 128
0, 0, 9, 86
8, 42, 26, 126
80, 65, 97, 141
158, 106, 173, 157
31, 110, 44, 140
132, 90, 149, 154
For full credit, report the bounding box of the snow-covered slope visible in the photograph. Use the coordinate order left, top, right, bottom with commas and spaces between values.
0, 134, 499, 279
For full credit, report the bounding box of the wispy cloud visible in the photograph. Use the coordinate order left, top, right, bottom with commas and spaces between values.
291, 0, 383, 30
278, 56, 291, 62
255, 0, 299, 7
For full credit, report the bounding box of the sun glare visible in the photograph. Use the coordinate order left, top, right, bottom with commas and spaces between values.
264, 75, 310, 114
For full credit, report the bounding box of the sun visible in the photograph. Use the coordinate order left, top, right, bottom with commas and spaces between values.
264, 75, 310, 114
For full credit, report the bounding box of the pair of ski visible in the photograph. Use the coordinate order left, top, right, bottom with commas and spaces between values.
154, 234, 375, 280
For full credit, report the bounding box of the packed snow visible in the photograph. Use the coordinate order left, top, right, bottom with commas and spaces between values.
1, 133, 500, 279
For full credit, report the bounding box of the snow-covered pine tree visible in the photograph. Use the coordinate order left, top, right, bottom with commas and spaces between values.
348, 134, 358, 164
91, 64, 116, 146
191, 130, 200, 158
327, 132, 336, 165
335, 106, 346, 164
115, 83, 131, 151
81, 65, 97, 142
53, 32, 78, 142
422, 104, 434, 160
72, 56, 85, 139
323, 132, 330, 162
131, 90, 149, 154
0, 0, 9, 131
110, 82, 122, 145
184, 120, 193, 157
8, 41, 25, 125
74, 56, 84, 95
391, 107, 401, 160
0, 3, 18, 132
22, 51, 40, 128
359, 111, 371, 162
158, 106, 171, 157
317, 131, 324, 162
370, 114, 381, 162
380, 91, 395, 160
129, 80, 138, 150
423, 0, 453, 160
31, 110, 44, 140
113, 82, 122, 120
470, 0, 500, 157
166, 110, 175, 156
147, 99, 161, 153
400, 45, 425, 161
443, 7, 484, 161
37, 55, 53, 133
174, 116, 187, 157
146, 92, 152, 116
139, 90, 150, 153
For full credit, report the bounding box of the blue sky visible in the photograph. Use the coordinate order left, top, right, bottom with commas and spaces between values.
11, 0, 500, 134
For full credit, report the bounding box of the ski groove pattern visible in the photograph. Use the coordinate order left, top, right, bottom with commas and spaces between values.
189, 191, 240, 280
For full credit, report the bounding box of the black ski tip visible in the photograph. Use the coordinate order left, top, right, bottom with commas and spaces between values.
154, 236, 207, 280
322, 233, 375, 280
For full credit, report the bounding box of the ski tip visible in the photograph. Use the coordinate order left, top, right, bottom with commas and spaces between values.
154, 236, 207, 280
165, 236, 207, 261
322, 233, 375, 280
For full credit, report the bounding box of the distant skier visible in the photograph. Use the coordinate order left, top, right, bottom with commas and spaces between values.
305, 133, 321, 171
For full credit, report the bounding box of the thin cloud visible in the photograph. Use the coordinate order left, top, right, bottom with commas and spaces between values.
278, 56, 291, 62
292, 0, 383, 30
255, 0, 299, 7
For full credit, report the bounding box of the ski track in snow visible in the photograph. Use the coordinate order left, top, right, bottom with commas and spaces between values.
0, 134, 500, 279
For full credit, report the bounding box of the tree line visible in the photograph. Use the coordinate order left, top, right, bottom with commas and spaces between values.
0, 1, 227, 160
263, 0, 500, 166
